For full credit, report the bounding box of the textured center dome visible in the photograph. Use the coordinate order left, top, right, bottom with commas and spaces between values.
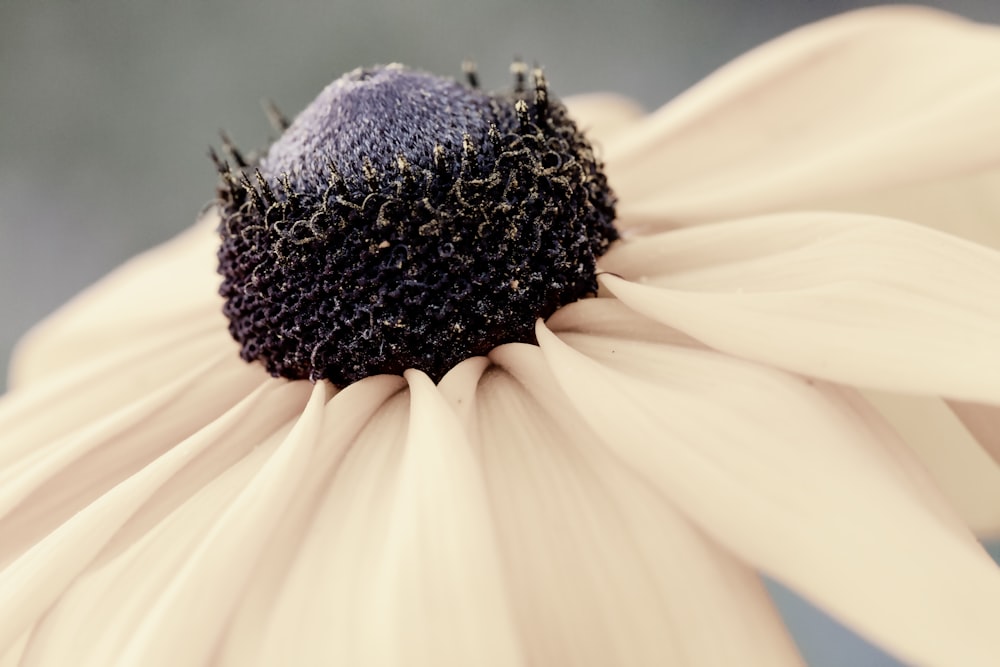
262, 65, 494, 189
215, 63, 618, 386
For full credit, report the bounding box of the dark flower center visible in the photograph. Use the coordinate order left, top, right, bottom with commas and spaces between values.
215, 62, 617, 386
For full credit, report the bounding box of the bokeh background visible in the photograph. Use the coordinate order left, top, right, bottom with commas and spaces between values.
2, 1, 999, 665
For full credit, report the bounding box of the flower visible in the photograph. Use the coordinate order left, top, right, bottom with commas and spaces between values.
2, 5, 1000, 666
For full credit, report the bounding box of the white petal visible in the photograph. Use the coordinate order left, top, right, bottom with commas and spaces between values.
0, 328, 249, 465
804, 167, 1000, 250
604, 6, 1000, 228
864, 391, 1000, 538
253, 369, 526, 667
0, 631, 27, 667
536, 324, 1000, 667
601, 212, 1000, 403
17, 416, 293, 665
546, 297, 705, 349
10, 213, 221, 387
255, 382, 411, 665
107, 381, 334, 665
948, 400, 1000, 466
215, 375, 406, 666
0, 348, 268, 570
563, 93, 646, 148
0, 378, 310, 659
483, 343, 803, 666
347, 369, 525, 667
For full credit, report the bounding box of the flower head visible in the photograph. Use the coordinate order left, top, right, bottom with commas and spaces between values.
215, 63, 615, 384
3, 6, 1000, 667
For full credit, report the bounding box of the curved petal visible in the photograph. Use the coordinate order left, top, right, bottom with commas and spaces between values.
563, 93, 646, 149
9, 214, 221, 387
803, 167, 1000, 250
864, 391, 1000, 538
214, 375, 406, 665
0, 327, 247, 459
605, 6, 1000, 231
548, 301, 1000, 537
251, 369, 525, 667
0, 378, 310, 660
546, 297, 706, 349
601, 213, 1000, 403
479, 344, 802, 666
14, 412, 294, 665
0, 348, 269, 570
345, 369, 525, 666
254, 383, 411, 665
0, 631, 27, 666
948, 400, 1000, 466
536, 324, 1000, 667
108, 381, 333, 665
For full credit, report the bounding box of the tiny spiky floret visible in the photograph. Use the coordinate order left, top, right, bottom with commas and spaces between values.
215, 63, 617, 386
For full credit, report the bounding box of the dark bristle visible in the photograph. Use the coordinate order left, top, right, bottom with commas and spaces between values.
514, 99, 530, 129
396, 154, 414, 190
262, 99, 291, 132
461, 133, 476, 160
462, 60, 479, 89
280, 173, 296, 198
432, 144, 447, 173
324, 158, 349, 196
511, 59, 527, 92
361, 158, 379, 190
208, 147, 230, 175
239, 173, 263, 211
220, 130, 249, 168
532, 66, 548, 116
254, 168, 274, 204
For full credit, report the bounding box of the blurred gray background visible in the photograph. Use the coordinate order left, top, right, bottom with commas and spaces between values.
2, 1, 1000, 665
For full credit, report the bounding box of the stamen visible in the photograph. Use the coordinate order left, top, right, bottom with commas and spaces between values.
511, 58, 527, 92
238, 172, 263, 212
220, 130, 248, 168
361, 157, 379, 191
515, 99, 530, 129
462, 60, 479, 89
208, 147, 229, 175
532, 65, 548, 116
262, 98, 291, 132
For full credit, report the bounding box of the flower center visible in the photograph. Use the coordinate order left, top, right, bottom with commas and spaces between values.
215, 63, 618, 386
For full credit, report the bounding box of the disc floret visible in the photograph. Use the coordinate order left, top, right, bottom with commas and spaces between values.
215, 62, 617, 386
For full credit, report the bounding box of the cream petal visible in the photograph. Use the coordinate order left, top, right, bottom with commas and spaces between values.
948, 400, 1000, 466
536, 324, 1000, 667
0, 328, 246, 459
604, 6, 1000, 227
340, 369, 526, 666
546, 297, 706, 349
0, 378, 309, 659
254, 369, 524, 667
601, 212, 1000, 403
0, 631, 27, 667
256, 385, 411, 665
215, 375, 406, 666
436, 355, 491, 426
17, 415, 296, 665
478, 344, 802, 666
563, 93, 646, 149
10, 213, 221, 387
0, 349, 268, 570
804, 168, 1000, 250
864, 391, 1000, 538
99, 381, 333, 665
